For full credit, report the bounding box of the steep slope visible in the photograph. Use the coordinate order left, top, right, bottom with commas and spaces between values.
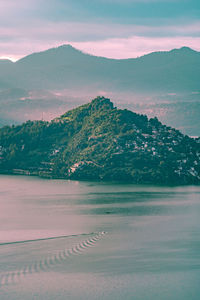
0, 97, 199, 184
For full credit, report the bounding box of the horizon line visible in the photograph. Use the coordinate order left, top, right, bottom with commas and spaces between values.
0, 44, 197, 63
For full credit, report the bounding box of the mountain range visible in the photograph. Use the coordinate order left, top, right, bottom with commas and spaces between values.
0, 45, 199, 135
1, 45, 199, 92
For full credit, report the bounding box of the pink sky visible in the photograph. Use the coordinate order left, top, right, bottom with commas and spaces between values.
1, 34, 200, 62
0, 0, 199, 61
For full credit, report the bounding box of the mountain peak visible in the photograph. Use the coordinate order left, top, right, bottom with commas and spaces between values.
179, 46, 195, 52
91, 96, 114, 111
169, 46, 197, 54
57, 44, 75, 49
56, 44, 80, 52
17, 43, 87, 65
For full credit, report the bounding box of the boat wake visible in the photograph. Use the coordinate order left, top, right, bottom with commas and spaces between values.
0, 231, 107, 288
0, 232, 96, 246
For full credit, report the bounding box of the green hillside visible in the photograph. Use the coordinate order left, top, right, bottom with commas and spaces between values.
0, 97, 200, 184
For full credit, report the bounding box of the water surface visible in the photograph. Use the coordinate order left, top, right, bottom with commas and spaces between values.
0, 175, 200, 299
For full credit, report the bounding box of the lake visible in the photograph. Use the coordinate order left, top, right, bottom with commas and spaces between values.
0, 175, 200, 300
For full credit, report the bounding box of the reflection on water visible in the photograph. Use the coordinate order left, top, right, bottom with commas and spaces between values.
0, 175, 200, 300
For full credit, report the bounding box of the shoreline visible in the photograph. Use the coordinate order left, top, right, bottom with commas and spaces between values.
0, 170, 199, 187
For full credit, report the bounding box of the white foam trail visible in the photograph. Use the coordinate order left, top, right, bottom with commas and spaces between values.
0, 232, 107, 288
0, 232, 95, 247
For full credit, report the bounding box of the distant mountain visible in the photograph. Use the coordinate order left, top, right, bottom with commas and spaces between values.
0, 97, 200, 185
1, 45, 199, 92
0, 45, 199, 135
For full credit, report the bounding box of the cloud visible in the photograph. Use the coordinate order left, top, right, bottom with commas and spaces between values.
1, 19, 199, 41
0, 0, 198, 26
0, 19, 200, 60
0, 0, 40, 18
1, 33, 200, 62
0, 0, 199, 60
92, 0, 183, 2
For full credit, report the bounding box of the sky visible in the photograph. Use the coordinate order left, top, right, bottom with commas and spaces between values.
0, 0, 200, 61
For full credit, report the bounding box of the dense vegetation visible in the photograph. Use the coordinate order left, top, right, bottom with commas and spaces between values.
0, 97, 200, 184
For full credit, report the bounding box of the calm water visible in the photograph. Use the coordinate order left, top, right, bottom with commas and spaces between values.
0, 175, 200, 300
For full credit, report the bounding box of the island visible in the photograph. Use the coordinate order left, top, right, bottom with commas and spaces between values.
0, 96, 200, 185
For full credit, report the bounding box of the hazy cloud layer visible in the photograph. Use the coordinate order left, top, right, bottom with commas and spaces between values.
0, 0, 199, 60
72, 36, 200, 58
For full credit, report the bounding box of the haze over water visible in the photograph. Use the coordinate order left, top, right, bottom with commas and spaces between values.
0, 175, 200, 300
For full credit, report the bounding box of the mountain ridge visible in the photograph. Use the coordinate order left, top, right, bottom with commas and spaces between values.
0, 44, 199, 136
14, 45, 200, 63
1, 44, 199, 92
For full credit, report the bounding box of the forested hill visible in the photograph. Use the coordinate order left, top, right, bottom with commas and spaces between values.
0, 97, 200, 184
